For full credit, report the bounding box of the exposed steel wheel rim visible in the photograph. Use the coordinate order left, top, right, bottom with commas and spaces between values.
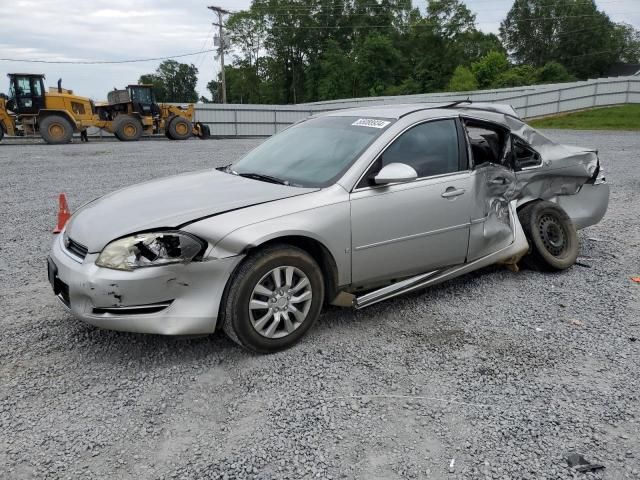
48, 123, 65, 139
174, 121, 188, 135
538, 213, 568, 257
248, 266, 313, 339
123, 123, 137, 138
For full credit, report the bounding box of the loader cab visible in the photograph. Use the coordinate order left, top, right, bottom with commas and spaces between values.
127, 84, 160, 117
7, 74, 46, 115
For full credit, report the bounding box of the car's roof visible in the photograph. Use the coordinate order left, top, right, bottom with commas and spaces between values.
321, 102, 521, 120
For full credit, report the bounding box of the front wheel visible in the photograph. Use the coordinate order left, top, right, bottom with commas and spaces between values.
221, 245, 324, 353
167, 116, 192, 140
518, 201, 579, 271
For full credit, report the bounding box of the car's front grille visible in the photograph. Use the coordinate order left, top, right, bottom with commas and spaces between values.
66, 237, 88, 259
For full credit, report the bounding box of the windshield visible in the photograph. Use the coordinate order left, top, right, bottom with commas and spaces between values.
232, 116, 394, 188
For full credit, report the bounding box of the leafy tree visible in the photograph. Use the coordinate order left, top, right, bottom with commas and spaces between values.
492, 65, 536, 88
138, 60, 198, 102
447, 66, 477, 92
471, 51, 509, 88
613, 23, 640, 63
206, 80, 219, 103
354, 33, 403, 97
535, 62, 574, 84
500, 0, 630, 78
315, 40, 354, 100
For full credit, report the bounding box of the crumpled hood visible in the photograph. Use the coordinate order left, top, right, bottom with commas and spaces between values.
66, 169, 315, 252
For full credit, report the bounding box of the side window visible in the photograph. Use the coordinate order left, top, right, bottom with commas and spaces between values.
465, 120, 510, 168
379, 119, 460, 180
31, 78, 43, 97
512, 137, 542, 170
17, 78, 32, 96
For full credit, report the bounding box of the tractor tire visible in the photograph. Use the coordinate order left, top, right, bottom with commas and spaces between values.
167, 116, 192, 140
518, 201, 579, 271
164, 115, 175, 139
40, 115, 74, 145
113, 115, 143, 142
196, 122, 210, 139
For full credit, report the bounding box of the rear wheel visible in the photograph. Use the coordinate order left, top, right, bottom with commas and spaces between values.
518, 201, 579, 271
40, 115, 73, 144
167, 116, 192, 140
221, 244, 324, 353
113, 115, 143, 141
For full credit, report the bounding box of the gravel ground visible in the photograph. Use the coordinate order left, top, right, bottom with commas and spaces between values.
0, 131, 638, 480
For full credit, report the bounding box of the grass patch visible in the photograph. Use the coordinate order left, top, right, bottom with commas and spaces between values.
528, 104, 640, 130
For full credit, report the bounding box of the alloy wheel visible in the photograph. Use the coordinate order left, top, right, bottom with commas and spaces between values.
248, 266, 313, 339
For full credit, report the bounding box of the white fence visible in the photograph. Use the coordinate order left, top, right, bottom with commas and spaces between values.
194, 75, 640, 137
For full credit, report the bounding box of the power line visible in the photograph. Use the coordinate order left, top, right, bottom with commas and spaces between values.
0, 49, 217, 65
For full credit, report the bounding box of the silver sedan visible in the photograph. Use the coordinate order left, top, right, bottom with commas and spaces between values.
48, 103, 609, 352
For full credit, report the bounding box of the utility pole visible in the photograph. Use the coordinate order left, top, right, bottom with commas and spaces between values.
208, 5, 229, 104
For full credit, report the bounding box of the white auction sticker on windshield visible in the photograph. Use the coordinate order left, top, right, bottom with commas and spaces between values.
351, 118, 391, 129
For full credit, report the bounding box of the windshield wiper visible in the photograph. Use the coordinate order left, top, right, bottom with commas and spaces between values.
237, 172, 289, 185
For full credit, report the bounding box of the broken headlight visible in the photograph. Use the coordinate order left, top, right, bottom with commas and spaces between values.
96, 231, 204, 271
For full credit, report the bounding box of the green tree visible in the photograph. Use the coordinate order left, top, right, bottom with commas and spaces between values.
447, 66, 478, 91
500, 0, 630, 78
138, 60, 198, 102
535, 62, 574, 84
315, 39, 354, 100
354, 33, 403, 97
471, 51, 509, 88
492, 65, 537, 88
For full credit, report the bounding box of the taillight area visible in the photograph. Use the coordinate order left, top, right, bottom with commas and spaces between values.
589, 157, 606, 185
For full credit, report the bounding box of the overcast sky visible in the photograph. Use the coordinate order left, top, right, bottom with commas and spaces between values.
1, 0, 638, 100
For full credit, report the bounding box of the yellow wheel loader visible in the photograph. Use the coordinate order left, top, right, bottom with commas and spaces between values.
0, 73, 97, 144
95, 85, 210, 141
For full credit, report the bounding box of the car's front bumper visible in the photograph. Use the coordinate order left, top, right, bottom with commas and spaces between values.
49, 234, 243, 335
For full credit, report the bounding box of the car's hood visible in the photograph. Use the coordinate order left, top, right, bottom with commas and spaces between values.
66, 169, 316, 252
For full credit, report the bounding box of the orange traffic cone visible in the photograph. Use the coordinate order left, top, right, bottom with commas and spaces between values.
53, 193, 71, 234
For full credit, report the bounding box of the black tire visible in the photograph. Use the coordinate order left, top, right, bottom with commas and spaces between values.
196, 122, 210, 139
518, 201, 579, 271
164, 115, 175, 139
167, 116, 192, 140
39, 115, 73, 144
221, 244, 325, 353
0, 123, 4, 142
113, 115, 143, 141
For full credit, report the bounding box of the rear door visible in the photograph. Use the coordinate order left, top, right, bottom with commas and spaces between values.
350, 118, 472, 285
462, 118, 517, 262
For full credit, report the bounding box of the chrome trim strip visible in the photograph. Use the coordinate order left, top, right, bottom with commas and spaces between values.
95, 301, 173, 312
354, 222, 470, 251
356, 270, 440, 308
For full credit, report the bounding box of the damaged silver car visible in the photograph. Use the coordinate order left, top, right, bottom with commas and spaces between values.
48, 103, 609, 353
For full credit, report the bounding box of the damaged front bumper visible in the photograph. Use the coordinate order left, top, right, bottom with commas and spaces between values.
49, 233, 243, 335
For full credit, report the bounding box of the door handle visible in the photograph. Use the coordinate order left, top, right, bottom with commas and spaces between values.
489, 177, 507, 185
441, 187, 466, 198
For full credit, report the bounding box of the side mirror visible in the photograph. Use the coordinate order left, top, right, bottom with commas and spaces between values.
374, 162, 418, 185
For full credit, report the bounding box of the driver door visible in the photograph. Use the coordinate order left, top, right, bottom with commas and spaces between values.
350, 119, 472, 285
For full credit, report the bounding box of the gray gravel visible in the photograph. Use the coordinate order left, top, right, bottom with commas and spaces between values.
1, 131, 639, 479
